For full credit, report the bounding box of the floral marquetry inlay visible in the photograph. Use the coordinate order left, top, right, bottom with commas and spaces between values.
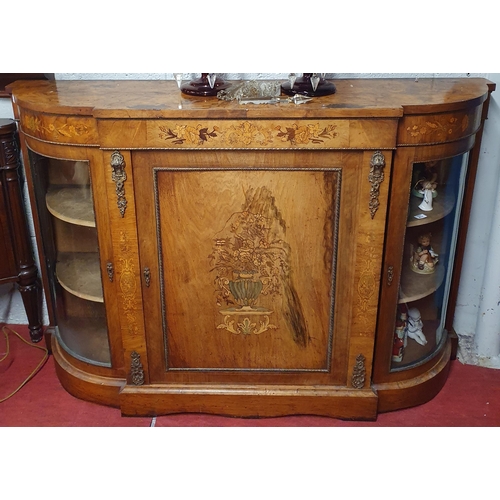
20, 111, 97, 145
208, 185, 312, 347
400, 109, 480, 145
118, 231, 140, 337
356, 235, 378, 330
156, 120, 345, 149
406, 116, 468, 138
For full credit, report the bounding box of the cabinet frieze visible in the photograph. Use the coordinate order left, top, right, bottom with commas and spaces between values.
97, 118, 398, 150
397, 106, 483, 146
19, 109, 98, 145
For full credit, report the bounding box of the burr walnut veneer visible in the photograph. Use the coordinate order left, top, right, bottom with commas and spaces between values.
8, 78, 495, 419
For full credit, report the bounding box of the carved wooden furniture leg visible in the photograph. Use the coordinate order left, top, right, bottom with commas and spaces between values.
0, 119, 43, 342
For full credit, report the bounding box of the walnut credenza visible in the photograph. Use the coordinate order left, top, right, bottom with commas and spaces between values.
8, 78, 495, 419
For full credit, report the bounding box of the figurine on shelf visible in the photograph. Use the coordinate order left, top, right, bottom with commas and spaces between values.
407, 307, 427, 345
410, 232, 439, 274
418, 184, 435, 211
392, 307, 408, 363
413, 161, 439, 211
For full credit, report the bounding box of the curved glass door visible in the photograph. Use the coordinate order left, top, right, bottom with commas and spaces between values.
391, 153, 468, 371
28, 150, 111, 366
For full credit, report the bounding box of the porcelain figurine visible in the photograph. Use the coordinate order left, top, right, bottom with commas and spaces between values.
392, 307, 408, 362
410, 232, 439, 274
418, 183, 435, 211
413, 161, 438, 211
407, 307, 427, 345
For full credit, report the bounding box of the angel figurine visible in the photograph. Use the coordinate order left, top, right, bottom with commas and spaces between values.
413, 161, 438, 211
418, 182, 435, 211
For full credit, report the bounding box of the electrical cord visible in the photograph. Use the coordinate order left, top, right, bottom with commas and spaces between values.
0, 325, 49, 403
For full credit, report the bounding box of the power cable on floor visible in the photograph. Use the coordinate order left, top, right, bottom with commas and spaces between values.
0, 325, 49, 403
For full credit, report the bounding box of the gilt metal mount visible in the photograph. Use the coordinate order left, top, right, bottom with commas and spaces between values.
368, 151, 386, 219
144, 267, 151, 287
351, 354, 366, 389
130, 351, 145, 386
106, 261, 114, 282
110, 151, 127, 218
387, 265, 394, 286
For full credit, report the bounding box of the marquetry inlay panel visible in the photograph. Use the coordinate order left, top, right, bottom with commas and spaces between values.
19, 110, 98, 145
97, 119, 398, 150
397, 107, 482, 146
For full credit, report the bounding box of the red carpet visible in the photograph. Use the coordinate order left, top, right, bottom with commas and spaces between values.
1, 323, 499, 427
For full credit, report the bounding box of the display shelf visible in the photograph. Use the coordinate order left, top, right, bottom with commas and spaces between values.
399, 264, 445, 303
46, 186, 95, 227
56, 252, 104, 302
407, 191, 455, 227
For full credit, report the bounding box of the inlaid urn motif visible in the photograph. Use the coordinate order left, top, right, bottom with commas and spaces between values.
208, 186, 307, 346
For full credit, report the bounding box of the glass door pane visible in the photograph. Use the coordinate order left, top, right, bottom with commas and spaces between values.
391, 153, 468, 371
29, 150, 111, 366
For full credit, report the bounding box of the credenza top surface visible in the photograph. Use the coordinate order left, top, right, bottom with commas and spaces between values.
7, 78, 493, 120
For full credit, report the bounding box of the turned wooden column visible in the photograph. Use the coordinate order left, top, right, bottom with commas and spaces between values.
0, 118, 43, 342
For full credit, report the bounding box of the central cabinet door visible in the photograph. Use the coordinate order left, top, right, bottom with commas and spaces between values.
133, 149, 389, 387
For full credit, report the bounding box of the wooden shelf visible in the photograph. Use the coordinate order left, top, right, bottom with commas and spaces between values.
407, 191, 455, 227
399, 264, 445, 304
46, 186, 95, 227
56, 252, 104, 302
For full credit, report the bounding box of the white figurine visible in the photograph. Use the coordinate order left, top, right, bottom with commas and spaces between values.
414, 162, 438, 211
418, 183, 434, 211
407, 307, 427, 345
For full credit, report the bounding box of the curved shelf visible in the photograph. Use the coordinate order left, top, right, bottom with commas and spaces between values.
398, 264, 445, 304
407, 191, 455, 227
46, 186, 95, 227
56, 252, 104, 303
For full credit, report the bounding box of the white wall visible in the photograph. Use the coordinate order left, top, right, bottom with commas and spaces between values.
0, 100, 14, 119
54, 73, 483, 81
2, 73, 499, 368
453, 73, 500, 368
